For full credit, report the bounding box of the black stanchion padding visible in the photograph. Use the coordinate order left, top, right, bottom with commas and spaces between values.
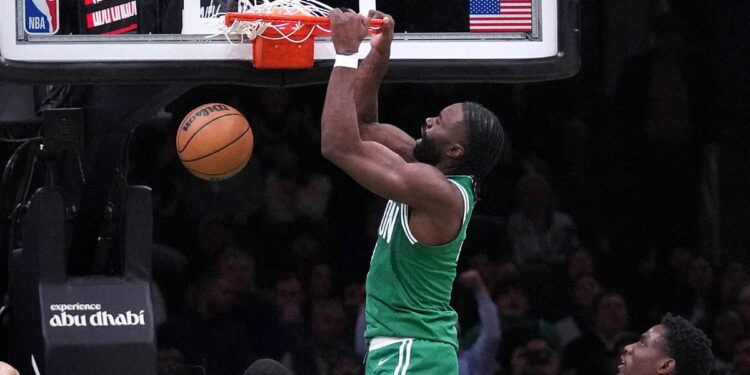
9, 187, 157, 375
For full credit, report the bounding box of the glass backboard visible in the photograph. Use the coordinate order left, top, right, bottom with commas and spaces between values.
0, 0, 579, 85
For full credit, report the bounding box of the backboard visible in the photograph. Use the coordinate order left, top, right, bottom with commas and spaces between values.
0, 0, 579, 85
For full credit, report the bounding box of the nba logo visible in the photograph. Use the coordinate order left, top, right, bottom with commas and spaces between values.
24, 0, 59, 34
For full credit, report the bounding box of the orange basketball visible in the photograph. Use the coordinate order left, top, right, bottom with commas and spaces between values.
176, 103, 254, 181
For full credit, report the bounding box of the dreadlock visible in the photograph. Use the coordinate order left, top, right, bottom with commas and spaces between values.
445, 101, 505, 197
661, 313, 713, 375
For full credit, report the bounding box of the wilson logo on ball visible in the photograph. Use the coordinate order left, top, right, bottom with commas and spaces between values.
181, 103, 231, 131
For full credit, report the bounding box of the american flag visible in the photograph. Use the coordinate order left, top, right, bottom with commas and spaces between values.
469, 0, 533, 33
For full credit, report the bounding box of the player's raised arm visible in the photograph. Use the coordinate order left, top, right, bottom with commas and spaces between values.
320, 9, 457, 213
354, 10, 417, 162
355, 10, 392, 125
320, 8, 368, 163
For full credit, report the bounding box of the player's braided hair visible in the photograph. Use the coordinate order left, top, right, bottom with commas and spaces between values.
661, 313, 713, 375
447, 101, 504, 196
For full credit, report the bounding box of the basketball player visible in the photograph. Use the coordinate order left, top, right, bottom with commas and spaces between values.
617, 313, 713, 375
322, 9, 505, 374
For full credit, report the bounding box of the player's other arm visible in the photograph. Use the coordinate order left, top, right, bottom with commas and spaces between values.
354, 11, 416, 162
354, 10, 391, 126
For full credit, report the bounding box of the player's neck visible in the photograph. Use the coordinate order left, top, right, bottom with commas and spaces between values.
436, 159, 462, 176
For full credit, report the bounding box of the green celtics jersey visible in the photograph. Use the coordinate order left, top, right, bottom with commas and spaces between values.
364, 175, 476, 350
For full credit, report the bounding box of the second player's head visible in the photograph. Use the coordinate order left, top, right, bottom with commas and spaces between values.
617, 313, 713, 375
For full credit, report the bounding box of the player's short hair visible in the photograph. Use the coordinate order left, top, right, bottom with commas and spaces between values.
660, 313, 713, 375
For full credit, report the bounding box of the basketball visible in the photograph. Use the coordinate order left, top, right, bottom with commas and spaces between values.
176, 103, 254, 181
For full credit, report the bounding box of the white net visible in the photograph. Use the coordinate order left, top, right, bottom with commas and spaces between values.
207, 0, 334, 43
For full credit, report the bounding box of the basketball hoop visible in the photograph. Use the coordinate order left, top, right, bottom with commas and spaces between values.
211, 0, 382, 69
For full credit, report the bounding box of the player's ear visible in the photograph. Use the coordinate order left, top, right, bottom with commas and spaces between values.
446, 143, 464, 159
657, 358, 675, 374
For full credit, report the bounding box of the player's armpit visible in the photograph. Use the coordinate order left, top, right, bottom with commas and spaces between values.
358, 123, 417, 162
323, 140, 457, 212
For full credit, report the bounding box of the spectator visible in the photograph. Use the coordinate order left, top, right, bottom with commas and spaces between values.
182, 157, 265, 230
264, 141, 332, 227
342, 282, 366, 346
275, 276, 306, 325
507, 171, 577, 266
467, 252, 502, 293
495, 259, 523, 287
717, 336, 750, 375
262, 231, 326, 284
250, 87, 319, 158
457, 269, 502, 375
711, 310, 746, 372
736, 286, 750, 325
495, 282, 559, 371
157, 249, 269, 375
217, 248, 259, 295
494, 283, 534, 329
510, 335, 562, 375
156, 347, 187, 375
671, 257, 720, 329
562, 292, 633, 375
281, 300, 354, 375
188, 214, 236, 273
152, 242, 190, 317
722, 263, 750, 308
555, 274, 603, 348
131, 125, 190, 249
329, 350, 363, 375
566, 248, 596, 282
353, 301, 367, 358
506, 171, 578, 321
666, 247, 693, 283
307, 263, 334, 305
652, 247, 694, 316
270, 275, 308, 359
